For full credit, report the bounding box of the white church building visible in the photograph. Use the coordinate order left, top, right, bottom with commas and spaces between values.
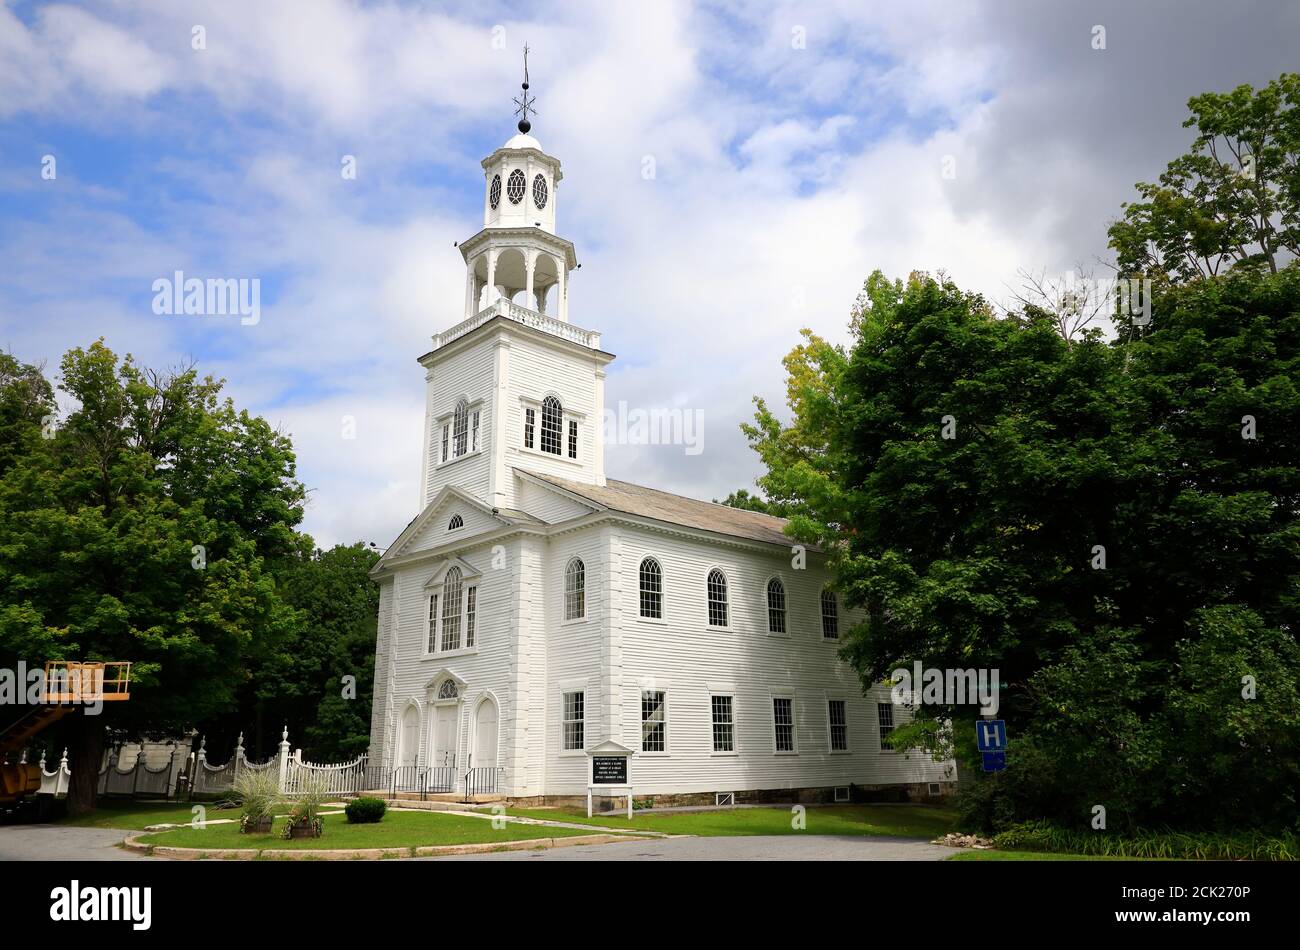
366, 75, 952, 806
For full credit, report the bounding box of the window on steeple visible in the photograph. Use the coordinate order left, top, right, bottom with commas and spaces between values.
532, 174, 548, 209
453, 399, 469, 457
541, 396, 563, 454
507, 169, 526, 204
489, 174, 501, 210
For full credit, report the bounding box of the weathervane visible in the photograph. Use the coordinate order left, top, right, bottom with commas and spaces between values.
513, 43, 537, 134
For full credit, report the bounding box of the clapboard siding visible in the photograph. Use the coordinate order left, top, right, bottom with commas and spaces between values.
421, 340, 495, 508
373, 316, 952, 798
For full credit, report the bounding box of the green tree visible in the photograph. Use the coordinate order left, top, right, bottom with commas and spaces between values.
231, 542, 380, 761
0, 341, 306, 813
745, 265, 1300, 831
713, 488, 784, 515
1109, 73, 1300, 283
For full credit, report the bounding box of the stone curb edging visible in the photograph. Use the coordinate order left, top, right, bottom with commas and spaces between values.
123, 832, 641, 861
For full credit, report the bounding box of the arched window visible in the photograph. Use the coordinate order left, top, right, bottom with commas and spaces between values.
565, 557, 585, 621
441, 567, 463, 651
540, 396, 563, 455
437, 680, 459, 700
766, 578, 787, 634
639, 557, 662, 619
707, 569, 728, 627
453, 399, 469, 457
532, 173, 548, 209
489, 174, 501, 210
507, 168, 526, 204
448, 514, 464, 531
821, 588, 839, 639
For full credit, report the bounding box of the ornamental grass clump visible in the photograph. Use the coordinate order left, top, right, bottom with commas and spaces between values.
282, 774, 331, 839
233, 768, 282, 834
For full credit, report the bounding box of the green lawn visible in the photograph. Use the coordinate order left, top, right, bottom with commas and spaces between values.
137, 810, 593, 851
503, 803, 957, 838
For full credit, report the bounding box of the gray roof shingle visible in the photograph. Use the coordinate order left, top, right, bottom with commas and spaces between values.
520, 470, 800, 549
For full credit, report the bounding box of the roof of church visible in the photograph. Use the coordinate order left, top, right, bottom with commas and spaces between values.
522, 470, 803, 549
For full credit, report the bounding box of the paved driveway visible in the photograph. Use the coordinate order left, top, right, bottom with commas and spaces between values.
0, 825, 157, 861
435, 835, 956, 861
0, 826, 954, 862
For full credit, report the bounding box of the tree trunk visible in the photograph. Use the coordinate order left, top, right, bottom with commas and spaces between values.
65, 713, 105, 816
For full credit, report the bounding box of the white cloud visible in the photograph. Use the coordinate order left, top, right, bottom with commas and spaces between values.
2, 0, 1297, 549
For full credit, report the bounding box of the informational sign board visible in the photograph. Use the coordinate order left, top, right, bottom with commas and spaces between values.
591, 755, 628, 786
586, 740, 635, 819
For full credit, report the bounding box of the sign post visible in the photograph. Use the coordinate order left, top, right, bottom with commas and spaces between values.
586, 739, 635, 819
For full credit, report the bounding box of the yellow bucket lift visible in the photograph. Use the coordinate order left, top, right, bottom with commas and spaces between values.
1, 662, 132, 808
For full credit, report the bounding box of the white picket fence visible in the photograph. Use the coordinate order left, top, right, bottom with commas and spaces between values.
188, 726, 367, 798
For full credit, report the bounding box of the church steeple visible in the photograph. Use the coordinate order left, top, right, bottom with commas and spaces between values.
457, 46, 575, 321
419, 51, 612, 512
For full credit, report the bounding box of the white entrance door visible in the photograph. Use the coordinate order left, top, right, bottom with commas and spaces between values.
399, 705, 419, 768
473, 698, 499, 768
432, 704, 458, 768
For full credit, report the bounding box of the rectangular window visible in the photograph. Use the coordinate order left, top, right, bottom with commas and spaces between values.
441, 605, 461, 652
440, 424, 449, 463
821, 592, 839, 639
465, 586, 476, 648
426, 594, 438, 653
828, 699, 848, 751
568, 419, 578, 459
641, 690, 666, 753
773, 697, 795, 752
711, 695, 734, 753
471, 411, 481, 452
877, 702, 895, 750
562, 691, 585, 751
524, 407, 535, 449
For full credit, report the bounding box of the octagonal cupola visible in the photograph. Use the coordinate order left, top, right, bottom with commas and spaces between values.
481, 131, 562, 234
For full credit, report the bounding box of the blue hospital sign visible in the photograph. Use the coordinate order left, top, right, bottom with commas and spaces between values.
981, 751, 1007, 772
976, 719, 1007, 752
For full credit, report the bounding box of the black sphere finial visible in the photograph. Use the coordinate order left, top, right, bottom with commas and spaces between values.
512, 43, 537, 136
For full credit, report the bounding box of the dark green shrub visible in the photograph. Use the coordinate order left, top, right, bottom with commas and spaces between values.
345, 796, 387, 824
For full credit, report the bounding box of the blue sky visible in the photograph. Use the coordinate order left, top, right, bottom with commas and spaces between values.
2, 0, 1297, 548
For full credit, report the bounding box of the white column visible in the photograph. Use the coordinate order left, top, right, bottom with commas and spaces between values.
554, 255, 568, 322
525, 249, 537, 310
464, 263, 476, 317
486, 250, 498, 305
